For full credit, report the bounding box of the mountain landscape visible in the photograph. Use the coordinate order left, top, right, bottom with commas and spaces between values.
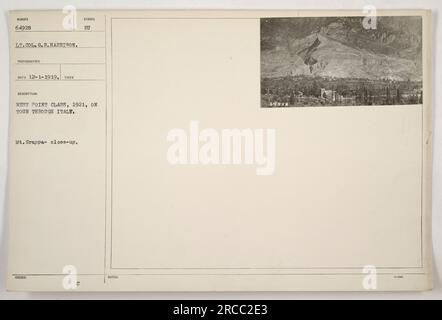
261, 16, 422, 81
260, 16, 423, 107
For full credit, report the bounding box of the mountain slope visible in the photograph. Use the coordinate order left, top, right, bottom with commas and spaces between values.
261, 17, 422, 81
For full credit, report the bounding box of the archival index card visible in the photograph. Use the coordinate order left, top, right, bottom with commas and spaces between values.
7, 10, 433, 291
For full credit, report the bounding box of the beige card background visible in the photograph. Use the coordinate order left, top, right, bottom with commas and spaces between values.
6, 10, 432, 291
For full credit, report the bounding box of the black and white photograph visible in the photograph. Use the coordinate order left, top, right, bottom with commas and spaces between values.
261, 16, 423, 107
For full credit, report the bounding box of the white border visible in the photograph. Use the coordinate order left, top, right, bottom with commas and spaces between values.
0, 0, 440, 299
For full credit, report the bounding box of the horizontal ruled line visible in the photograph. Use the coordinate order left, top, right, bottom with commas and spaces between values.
15, 30, 105, 33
